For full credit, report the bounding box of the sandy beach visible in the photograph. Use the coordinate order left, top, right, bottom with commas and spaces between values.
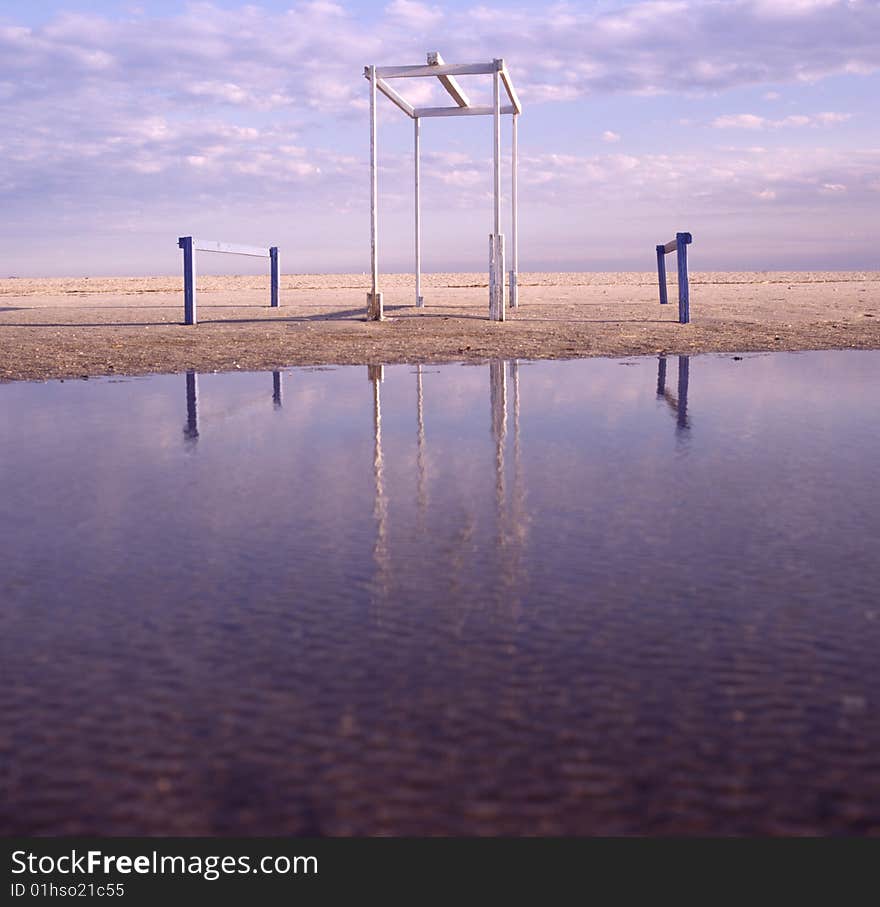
1, 270, 878, 380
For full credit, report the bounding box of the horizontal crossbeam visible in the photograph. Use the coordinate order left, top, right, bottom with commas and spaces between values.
189, 239, 272, 258
414, 104, 516, 118
376, 62, 498, 80
660, 233, 692, 254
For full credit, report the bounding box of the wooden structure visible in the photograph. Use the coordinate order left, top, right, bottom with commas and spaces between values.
364, 51, 522, 321
178, 236, 279, 325
656, 232, 691, 324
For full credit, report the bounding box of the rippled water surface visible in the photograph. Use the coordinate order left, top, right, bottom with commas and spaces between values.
2, 351, 879, 835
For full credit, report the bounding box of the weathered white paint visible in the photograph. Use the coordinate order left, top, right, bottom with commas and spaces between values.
374, 76, 415, 117
500, 65, 522, 115
510, 114, 519, 309
368, 64, 382, 320
413, 104, 516, 118
366, 51, 521, 321
493, 62, 502, 236
192, 240, 271, 257
377, 62, 496, 79
489, 233, 506, 321
427, 51, 470, 107
414, 116, 423, 308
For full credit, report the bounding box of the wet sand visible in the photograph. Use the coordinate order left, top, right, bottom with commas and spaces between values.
1, 271, 878, 380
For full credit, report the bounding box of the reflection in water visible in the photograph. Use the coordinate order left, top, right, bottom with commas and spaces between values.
657, 355, 690, 432
272, 371, 283, 408
416, 365, 427, 526
369, 365, 389, 601
490, 360, 507, 510
184, 371, 199, 443
183, 369, 285, 443
4, 351, 880, 836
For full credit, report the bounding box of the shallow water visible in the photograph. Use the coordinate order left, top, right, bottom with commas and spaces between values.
2, 351, 879, 835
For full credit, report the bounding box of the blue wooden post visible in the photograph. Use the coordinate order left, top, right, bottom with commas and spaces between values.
270, 246, 279, 308
676, 232, 692, 324
656, 245, 668, 305
178, 236, 196, 325
677, 356, 689, 430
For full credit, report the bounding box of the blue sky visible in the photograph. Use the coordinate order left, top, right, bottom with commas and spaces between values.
1, 0, 878, 276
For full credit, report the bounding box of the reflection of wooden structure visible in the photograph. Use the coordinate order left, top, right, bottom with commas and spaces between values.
184, 371, 199, 442
364, 51, 522, 321
416, 365, 427, 525
490, 361, 507, 505
368, 365, 390, 598
489, 360, 528, 613
182, 370, 283, 443
656, 356, 690, 431
272, 371, 283, 408
364, 359, 528, 609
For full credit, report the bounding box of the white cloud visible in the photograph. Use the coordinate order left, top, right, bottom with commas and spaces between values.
713, 114, 767, 129
712, 111, 852, 129
602, 130, 621, 143
0, 1, 877, 273
385, 0, 444, 28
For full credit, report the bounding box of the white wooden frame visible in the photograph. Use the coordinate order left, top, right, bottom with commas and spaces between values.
364, 51, 521, 322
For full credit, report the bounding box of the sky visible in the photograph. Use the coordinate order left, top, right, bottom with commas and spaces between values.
1, 0, 878, 276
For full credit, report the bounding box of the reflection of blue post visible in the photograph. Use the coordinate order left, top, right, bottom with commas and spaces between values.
184, 371, 199, 442
676, 232, 691, 324
272, 371, 282, 408
178, 236, 196, 325
270, 247, 279, 308
656, 356, 667, 397
677, 356, 689, 430
656, 245, 667, 306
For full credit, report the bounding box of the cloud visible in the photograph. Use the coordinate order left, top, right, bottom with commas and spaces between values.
712, 111, 852, 129
385, 0, 444, 28
1, 1, 878, 273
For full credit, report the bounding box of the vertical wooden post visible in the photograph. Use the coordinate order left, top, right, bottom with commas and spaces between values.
676, 232, 690, 324
492, 62, 502, 236
367, 65, 383, 320
510, 113, 519, 309
677, 356, 690, 429
184, 371, 199, 441
489, 233, 505, 321
490, 61, 505, 321
270, 246, 279, 308
179, 236, 196, 325
414, 116, 423, 307
656, 245, 667, 306
489, 234, 496, 320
